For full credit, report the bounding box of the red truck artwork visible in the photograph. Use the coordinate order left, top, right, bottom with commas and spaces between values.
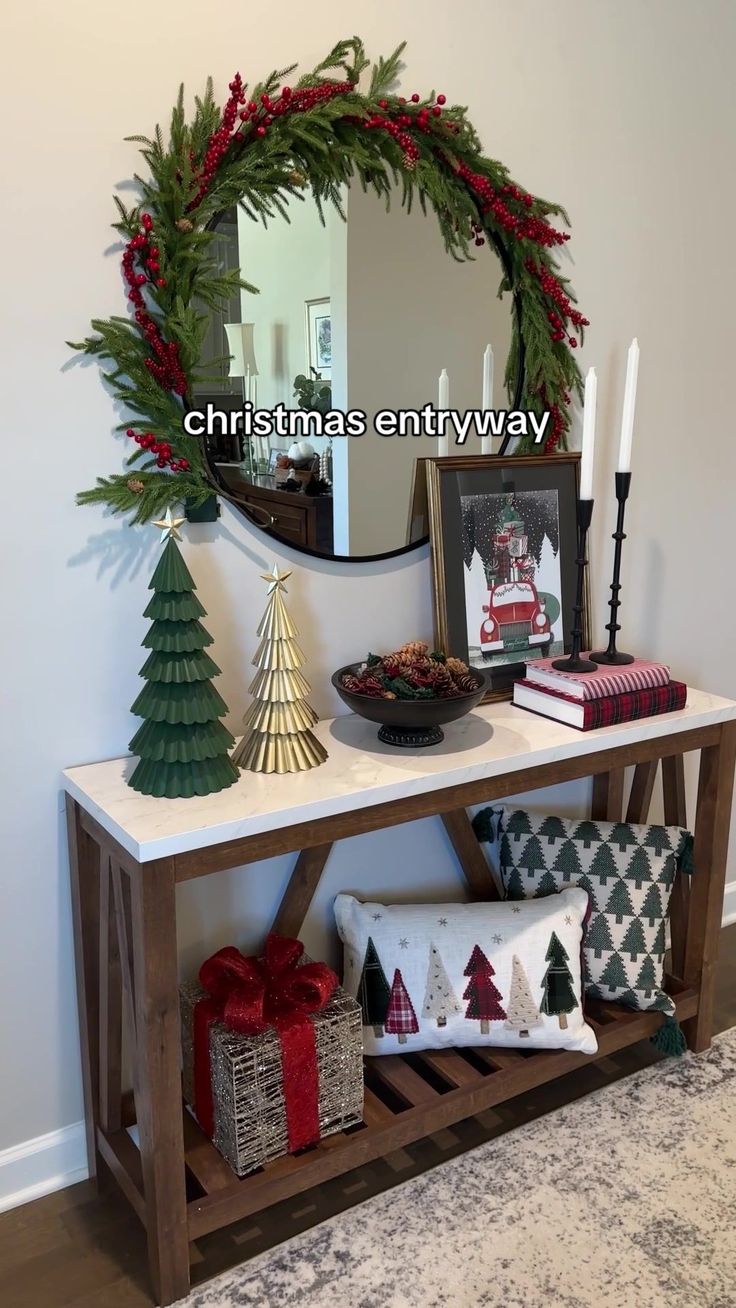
479, 515, 551, 655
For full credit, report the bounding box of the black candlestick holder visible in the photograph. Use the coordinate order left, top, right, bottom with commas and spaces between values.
552, 497, 596, 674
591, 471, 635, 666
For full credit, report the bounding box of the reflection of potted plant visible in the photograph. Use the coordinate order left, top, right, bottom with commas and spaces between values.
293, 371, 333, 485
293, 370, 331, 413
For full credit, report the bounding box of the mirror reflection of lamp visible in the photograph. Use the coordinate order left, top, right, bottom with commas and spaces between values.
225, 322, 263, 475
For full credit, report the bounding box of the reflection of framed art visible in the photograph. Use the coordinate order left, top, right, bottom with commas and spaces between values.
305, 297, 331, 380
426, 454, 589, 702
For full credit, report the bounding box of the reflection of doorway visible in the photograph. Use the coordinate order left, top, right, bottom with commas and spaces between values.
193, 208, 241, 397
192, 207, 242, 462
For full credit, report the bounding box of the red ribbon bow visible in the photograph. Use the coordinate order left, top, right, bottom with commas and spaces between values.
193, 934, 338, 1152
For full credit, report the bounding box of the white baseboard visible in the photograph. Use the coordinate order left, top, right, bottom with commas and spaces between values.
0, 1121, 88, 1214
723, 880, 736, 927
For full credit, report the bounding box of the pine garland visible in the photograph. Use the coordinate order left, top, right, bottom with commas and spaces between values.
70, 38, 588, 523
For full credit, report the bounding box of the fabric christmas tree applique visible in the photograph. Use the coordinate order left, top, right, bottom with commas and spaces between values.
422, 942, 461, 1028
357, 937, 391, 1037
385, 969, 419, 1044
332, 891, 598, 1056
540, 932, 578, 1029
505, 955, 542, 1038
463, 945, 506, 1034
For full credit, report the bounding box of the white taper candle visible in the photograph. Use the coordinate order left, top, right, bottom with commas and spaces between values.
437, 368, 449, 457
480, 344, 494, 455
579, 366, 597, 500
618, 338, 639, 472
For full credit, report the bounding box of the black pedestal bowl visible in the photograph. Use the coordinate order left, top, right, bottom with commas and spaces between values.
331, 663, 490, 748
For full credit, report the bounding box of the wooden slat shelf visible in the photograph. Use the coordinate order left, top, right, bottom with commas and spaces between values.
93, 987, 698, 1245
63, 704, 736, 1304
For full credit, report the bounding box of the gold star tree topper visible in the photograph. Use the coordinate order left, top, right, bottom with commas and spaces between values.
261, 563, 292, 594
152, 508, 185, 542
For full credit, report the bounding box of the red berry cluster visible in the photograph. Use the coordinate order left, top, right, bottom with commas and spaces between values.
359, 92, 447, 170
125, 428, 190, 473
187, 73, 247, 210
287, 80, 354, 112
188, 76, 355, 211
361, 111, 421, 169
499, 182, 568, 248
543, 403, 564, 452
455, 161, 567, 249
122, 214, 187, 397
525, 257, 590, 345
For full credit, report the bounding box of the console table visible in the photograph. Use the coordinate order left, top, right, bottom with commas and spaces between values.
62, 689, 736, 1305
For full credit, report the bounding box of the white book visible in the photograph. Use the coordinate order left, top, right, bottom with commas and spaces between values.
513, 681, 588, 727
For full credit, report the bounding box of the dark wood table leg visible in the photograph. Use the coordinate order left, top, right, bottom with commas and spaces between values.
626, 759, 658, 824
662, 753, 689, 979
66, 796, 102, 1187
99, 852, 123, 1135
441, 809, 501, 900
683, 722, 736, 1051
128, 856, 190, 1306
591, 769, 625, 822
272, 843, 334, 937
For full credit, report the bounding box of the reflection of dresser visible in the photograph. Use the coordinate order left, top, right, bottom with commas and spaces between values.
216, 465, 334, 553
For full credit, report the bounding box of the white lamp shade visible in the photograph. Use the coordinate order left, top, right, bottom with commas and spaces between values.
224, 322, 259, 378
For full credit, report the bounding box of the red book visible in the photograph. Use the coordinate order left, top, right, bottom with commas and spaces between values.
524, 655, 670, 701
513, 679, 687, 730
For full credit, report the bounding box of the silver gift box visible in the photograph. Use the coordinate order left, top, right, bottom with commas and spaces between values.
181, 975, 364, 1177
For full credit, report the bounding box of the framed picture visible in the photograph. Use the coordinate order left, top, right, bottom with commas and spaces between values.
426, 454, 589, 702
305, 297, 331, 380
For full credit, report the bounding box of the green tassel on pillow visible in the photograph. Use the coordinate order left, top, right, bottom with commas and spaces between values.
650, 1013, 687, 1057
677, 832, 695, 874
472, 806, 499, 844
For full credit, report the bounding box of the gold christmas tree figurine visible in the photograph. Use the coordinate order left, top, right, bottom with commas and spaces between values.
232, 564, 328, 774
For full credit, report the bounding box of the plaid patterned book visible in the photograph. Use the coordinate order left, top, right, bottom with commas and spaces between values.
524, 655, 670, 701
513, 679, 687, 730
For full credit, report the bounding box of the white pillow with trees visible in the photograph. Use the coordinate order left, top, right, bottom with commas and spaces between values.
334, 888, 596, 1057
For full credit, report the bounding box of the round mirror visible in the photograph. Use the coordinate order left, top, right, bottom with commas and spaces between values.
195, 186, 522, 561
74, 41, 586, 542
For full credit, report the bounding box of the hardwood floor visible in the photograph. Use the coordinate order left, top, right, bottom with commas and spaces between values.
4, 923, 736, 1308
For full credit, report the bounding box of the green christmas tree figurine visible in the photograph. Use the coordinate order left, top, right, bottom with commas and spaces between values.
128, 510, 239, 798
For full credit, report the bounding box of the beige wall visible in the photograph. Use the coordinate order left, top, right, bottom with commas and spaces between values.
1, 0, 735, 1192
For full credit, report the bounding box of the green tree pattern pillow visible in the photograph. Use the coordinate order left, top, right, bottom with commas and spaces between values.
473, 806, 693, 1050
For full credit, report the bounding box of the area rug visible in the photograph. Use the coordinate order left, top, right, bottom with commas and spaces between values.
180, 1029, 736, 1308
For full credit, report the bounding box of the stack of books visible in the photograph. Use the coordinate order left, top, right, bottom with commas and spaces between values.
513, 656, 686, 730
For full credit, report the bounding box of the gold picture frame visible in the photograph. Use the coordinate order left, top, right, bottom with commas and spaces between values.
426, 453, 591, 703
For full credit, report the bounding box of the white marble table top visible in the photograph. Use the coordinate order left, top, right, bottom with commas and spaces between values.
62, 688, 736, 863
